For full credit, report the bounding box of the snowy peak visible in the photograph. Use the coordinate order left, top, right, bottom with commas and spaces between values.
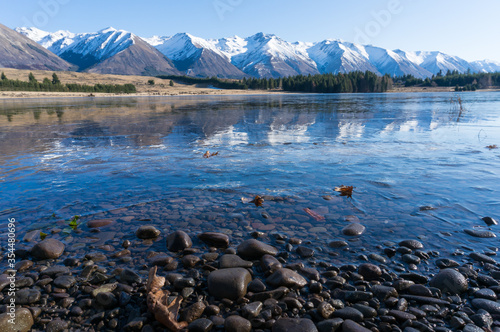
17, 26, 500, 79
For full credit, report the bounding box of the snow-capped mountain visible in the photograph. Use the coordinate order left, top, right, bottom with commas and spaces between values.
1, 23, 73, 71
144, 33, 245, 78
16, 27, 180, 76
16, 26, 500, 79
226, 33, 319, 78
470, 60, 500, 73
395, 50, 472, 75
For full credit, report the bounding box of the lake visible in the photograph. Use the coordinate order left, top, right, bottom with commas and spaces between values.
1, 93, 499, 265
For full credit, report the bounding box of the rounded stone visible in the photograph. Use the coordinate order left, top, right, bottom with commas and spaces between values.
266, 268, 308, 288
198, 232, 230, 248
188, 318, 213, 332
333, 307, 364, 322
53, 275, 76, 289
31, 239, 65, 260
219, 254, 253, 269
471, 298, 500, 315
342, 319, 372, 332
136, 225, 161, 239
95, 292, 118, 309
225, 315, 251, 332
342, 223, 365, 236
429, 269, 468, 294
46, 319, 69, 332
399, 240, 424, 250
15, 289, 41, 305
464, 229, 496, 238
167, 231, 192, 252
0, 308, 34, 332
272, 318, 318, 332
87, 219, 115, 228
237, 239, 278, 259
358, 263, 382, 280
208, 268, 252, 300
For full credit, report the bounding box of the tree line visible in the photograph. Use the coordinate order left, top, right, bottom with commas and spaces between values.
161, 71, 393, 93
242, 71, 393, 93
398, 70, 500, 91
0, 72, 137, 94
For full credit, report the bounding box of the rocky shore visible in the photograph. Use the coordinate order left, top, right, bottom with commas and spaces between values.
1, 218, 499, 332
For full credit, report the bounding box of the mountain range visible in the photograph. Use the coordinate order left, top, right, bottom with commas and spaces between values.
5, 25, 500, 79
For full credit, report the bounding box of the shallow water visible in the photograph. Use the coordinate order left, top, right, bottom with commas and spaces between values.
1, 93, 499, 263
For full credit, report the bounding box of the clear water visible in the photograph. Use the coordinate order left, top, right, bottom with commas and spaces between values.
1, 93, 499, 262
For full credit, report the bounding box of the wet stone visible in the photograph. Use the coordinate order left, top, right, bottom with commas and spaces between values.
242, 301, 263, 318
471, 298, 500, 315
429, 269, 468, 294
333, 307, 364, 322
95, 292, 117, 309
149, 254, 173, 266
219, 254, 253, 269
135, 225, 161, 239
182, 255, 201, 268
261, 254, 282, 273
470, 252, 497, 264
180, 302, 206, 323
470, 309, 493, 329
342, 223, 365, 236
0, 308, 34, 332
31, 239, 65, 260
225, 315, 251, 332
166, 230, 192, 252
15, 260, 33, 272
266, 268, 307, 288
53, 275, 76, 289
436, 258, 459, 269
317, 318, 343, 332
482, 216, 498, 226
329, 240, 348, 248
198, 232, 230, 247
296, 245, 315, 258
317, 301, 335, 319
248, 279, 267, 293
464, 229, 496, 238
358, 263, 382, 280
399, 240, 424, 250
188, 318, 213, 332
87, 219, 115, 228
402, 254, 421, 264
237, 239, 278, 259
208, 268, 252, 300
474, 288, 497, 301
341, 319, 371, 332
16, 289, 41, 305
272, 318, 318, 332
119, 268, 142, 284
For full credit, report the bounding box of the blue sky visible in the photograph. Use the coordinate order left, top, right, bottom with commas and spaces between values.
1, 0, 500, 62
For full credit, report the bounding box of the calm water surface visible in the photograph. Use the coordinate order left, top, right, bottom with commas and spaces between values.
1, 93, 499, 262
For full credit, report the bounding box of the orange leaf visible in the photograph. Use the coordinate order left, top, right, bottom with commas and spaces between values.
250, 195, 264, 207
304, 208, 325, 221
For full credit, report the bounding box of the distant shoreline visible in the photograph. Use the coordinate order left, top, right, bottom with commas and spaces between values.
1, 67, 499, 100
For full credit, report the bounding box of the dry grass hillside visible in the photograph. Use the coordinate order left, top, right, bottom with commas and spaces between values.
0, 67, 270, 99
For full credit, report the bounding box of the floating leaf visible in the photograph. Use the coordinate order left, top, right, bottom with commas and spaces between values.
304, 208, 325, 221
40, 232, 47, 240
203, 151, 219, 158
486, 145, 498, 150
250, 195, 264, 207
334, 185, 354, 198
69, 215, 81, 230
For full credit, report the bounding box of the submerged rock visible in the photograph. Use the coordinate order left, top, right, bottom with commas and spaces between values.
136, 225, 161, 239
464, 229, 496, 238
342, 223, 365, 236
